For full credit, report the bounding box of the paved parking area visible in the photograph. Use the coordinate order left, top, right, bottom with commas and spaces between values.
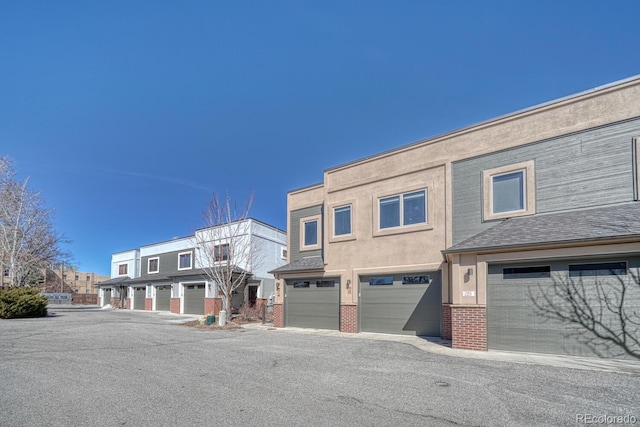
1, 307, 639, 426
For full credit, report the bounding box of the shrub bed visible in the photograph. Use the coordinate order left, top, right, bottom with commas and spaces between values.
0, 287, 48, 319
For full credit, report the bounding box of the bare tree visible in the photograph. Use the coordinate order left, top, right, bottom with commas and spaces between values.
194, 192, 263, 323
0, 157, 67, 287
531, 269, 640, 359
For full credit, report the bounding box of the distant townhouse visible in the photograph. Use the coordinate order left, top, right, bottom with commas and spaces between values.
271, 75, 640, 359
97, 219, 286, 316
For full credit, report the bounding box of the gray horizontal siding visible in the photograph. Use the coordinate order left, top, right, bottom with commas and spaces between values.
290, 205, 323, 261
452, 118, 640, 244
487, 256, 640, 358
141, 249, 195, 276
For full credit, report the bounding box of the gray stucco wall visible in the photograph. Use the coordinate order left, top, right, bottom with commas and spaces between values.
452, 117, 640, 244
290, 205, 323, 261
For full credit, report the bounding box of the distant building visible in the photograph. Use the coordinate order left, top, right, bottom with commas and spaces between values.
43, 266, 109, 294
97, 218, 287, 315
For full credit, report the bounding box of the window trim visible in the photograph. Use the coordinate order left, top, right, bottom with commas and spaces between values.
483, 160, 535, 221
214, 243, 230, 262
328, 200, 356, 243
177, 251, 193, 271
280, 247, 288, 260
148, 257, 160, 274
118, 263, 128, 276
299, 214, 321, 251
372, 186, 432, 237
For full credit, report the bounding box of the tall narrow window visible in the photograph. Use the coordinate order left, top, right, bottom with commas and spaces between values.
118, 264, 128, 275
304, 220, 318, 246
148, 257, 159, 274
214, 244, 230, 261
299, 214, 321, 251
334, 205, 352, 236
178, 252, 192, 270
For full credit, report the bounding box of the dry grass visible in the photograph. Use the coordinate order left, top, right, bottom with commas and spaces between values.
180, 319, 242, 330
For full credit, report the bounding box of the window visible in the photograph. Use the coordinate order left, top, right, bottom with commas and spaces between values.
118, 264, 128, 276
148, 257, 159, 274
304, 220, 318, 246
299, 214, 321, 251
402, 275, 431, 284
292, 281, 310, 288
86, 275, 90, 282
483, 161, 535, 221
334, 205, 351, 236
63, 274, 67, 280
569, 262, 627, 277
75, 274, 79, 281
316, 280, 336, 288
493, 171, 524, 214
281, 247, 288, 260
379, 190, 426, 229
503, 266, 551, 279
369, 277, 394, 286
214, 244, 229, 262
178, 252, 192, 270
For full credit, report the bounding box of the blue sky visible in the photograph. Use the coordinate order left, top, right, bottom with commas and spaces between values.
1, 1, 639, 276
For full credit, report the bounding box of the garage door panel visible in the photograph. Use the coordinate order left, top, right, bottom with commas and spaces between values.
285, 280, 339, 330
155, 286, 171, 311
488, 259, 640, 358
184, 284, 205, 315
133, 288, 146, 310
360, 272, 441, 336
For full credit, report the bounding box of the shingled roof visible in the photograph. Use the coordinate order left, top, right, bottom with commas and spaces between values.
269, 256, 325, 273
444, 202, 640, 254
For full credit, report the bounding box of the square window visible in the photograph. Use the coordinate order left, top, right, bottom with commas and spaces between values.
492, 171, 524, 214
118, 264, 128, 276
379, 190, 426, 230
334, 205, 351, 236
148, 258, 159, 274
483, 161, 535, 221
178, 252, 192, 270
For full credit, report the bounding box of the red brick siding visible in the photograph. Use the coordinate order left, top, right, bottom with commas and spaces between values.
170, 298, 180, 314
441, 304, 452, 340
273, 304, 284, 328
340, 305, 358, 333
204, 298, 222, 315
451, 306, 487, 351
125, 298, 131, 310
145, 298, 152, 311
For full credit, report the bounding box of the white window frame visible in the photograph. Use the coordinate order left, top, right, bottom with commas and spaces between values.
118, 263, 128, 276
148, 257, 160, 274
280, 247, 288, 260
299, 214, 321, 251
483, 160, 535, 221
178, 251, 193, 271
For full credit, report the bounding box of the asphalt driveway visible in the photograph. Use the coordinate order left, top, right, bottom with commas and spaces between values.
0, 307, 638, 426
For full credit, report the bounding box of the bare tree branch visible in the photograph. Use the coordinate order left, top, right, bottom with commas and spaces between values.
0, 156, 67, 287
530, 269, 640, 359
193, 191, 263, 323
